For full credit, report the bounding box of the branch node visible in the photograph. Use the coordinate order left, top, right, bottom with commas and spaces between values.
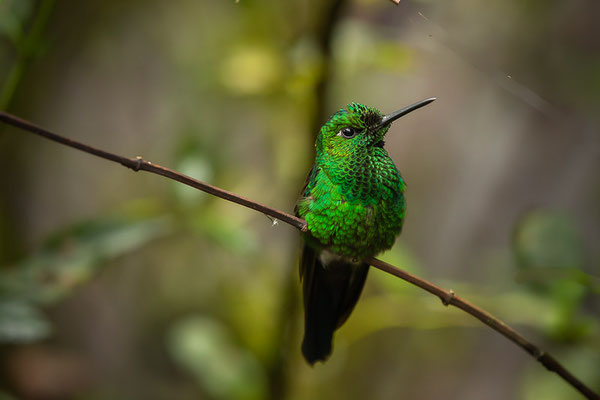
301, 224, 308, 233
441, 290, 455, 306
132, 156, 143, 172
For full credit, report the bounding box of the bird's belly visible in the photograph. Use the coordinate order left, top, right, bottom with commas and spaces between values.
305, 197, 404, 260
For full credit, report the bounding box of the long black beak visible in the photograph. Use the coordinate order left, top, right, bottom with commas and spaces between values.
377, 97, 436, 129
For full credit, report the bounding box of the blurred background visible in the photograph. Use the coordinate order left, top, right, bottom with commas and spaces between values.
0, 0, 599, 399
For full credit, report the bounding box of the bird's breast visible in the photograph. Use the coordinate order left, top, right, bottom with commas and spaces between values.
300, 169, 405, 259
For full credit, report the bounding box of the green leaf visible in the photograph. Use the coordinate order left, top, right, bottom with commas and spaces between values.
0, 300, 51, 343
0, 214, 171, 305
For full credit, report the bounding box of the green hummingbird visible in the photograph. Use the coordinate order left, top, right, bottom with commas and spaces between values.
295, 97, 435, 364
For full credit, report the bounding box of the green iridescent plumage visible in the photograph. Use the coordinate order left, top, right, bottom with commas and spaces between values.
296, 103, 406, 259
295, 98, 434, 364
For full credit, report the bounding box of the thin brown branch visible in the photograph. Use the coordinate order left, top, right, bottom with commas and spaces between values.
0, 111, 598, 400
367, 258, 599, 400
0, 111, 307, 232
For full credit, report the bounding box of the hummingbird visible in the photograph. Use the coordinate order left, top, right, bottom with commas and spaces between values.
295, 98, 435, 364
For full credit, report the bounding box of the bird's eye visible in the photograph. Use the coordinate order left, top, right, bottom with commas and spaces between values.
338, 127, 357, 139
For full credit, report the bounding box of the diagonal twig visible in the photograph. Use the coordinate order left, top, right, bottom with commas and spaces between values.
0, 111, 598, 400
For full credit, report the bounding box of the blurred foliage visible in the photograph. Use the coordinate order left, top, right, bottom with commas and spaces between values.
220, 45, 284, 96
513, 209, 599, 341
0, 300, 51, 344
0, 0, 55, 108
513, 209, 600, 399
0, 202, 171, 343
167, 315, 268, 400
514, 209, 585, 273
0, 0, 599, 399
0, 391, 17, 400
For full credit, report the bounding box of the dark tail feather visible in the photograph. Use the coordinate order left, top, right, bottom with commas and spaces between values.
299, 245, 369, 365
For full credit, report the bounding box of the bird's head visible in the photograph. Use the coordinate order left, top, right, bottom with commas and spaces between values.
315, 98, 435, 161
